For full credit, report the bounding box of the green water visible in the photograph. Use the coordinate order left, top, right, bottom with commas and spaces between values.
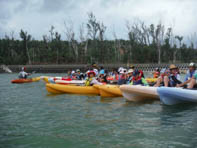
1, 73, 197, 148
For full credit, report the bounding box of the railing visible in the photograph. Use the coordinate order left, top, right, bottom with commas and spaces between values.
0, 64, 190, 73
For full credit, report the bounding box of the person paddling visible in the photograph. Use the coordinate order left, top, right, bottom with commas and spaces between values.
18, 67, 31, 79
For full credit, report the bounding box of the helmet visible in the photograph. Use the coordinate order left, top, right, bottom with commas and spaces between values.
76, 69, 80, 72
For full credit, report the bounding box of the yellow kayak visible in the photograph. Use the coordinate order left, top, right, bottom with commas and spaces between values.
32, 77, 41, 82
145, 78, 158, 83
43, 76, 50, 83
46, 83, 99, 95
94, 85, 122, 97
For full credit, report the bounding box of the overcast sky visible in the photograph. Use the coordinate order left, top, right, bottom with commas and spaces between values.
0, 0, 196, 41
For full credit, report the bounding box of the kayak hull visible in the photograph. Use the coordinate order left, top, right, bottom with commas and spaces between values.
157, 87, 197, 105
93, 85, 117, 97
11, 77, 40, 83
46, 83, 99, 95
46, 85, 63, 94
120, 85, 159, 102
99, 85, 122, 97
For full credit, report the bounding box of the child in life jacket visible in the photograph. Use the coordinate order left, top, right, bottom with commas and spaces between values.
85, 70, 102, 86
153, 68, 160, 78
130, 70, 148, 86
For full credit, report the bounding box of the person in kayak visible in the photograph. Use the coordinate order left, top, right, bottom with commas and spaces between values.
126, 69, 134, 84
177, 62, 197, 88
18, 67, 30, 79
168, 65, 182, 87
155, 64, 181, 87
187, 73, 197, 88
76, 69, 85, 80
117, 69, 127, 85
154, 68, 169, 87
153, 68, 160, 78
85, 70, 102, 86
92, 63, 99, 76
98, 69, 108, 84
130, 70, 148, 86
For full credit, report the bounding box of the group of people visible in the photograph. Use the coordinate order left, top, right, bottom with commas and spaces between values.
154, 62, 197, 89
76, 64, 149, 86
18, 62, 197, 89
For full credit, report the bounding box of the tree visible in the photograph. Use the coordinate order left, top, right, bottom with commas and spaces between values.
20, 29, 32, 64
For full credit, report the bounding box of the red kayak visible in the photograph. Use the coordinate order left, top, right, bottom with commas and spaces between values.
11, 77, 40, 83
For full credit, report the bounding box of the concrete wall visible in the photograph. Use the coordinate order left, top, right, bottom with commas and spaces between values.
0, 64, 190, 73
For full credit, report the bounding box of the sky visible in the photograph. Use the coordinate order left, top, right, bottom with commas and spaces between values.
0, 0, 197, 42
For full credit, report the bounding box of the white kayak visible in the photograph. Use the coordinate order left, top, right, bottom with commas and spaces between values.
157, 87, 197, 105
55, 80, 85, 85
120, 85, 159, 102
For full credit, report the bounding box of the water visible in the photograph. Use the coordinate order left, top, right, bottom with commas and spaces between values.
1, 73, 197, 148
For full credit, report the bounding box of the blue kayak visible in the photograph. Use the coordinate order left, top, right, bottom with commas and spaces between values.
157, 87, 197, 105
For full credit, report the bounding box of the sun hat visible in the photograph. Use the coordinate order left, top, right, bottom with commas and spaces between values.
118, 67, 124, 73
87, 70, 96, 76
119, 69, 127, 74
71, 70, 75, 74
128, 69, 134, 73
169, 64, 177, 70
129, 64, 135, 69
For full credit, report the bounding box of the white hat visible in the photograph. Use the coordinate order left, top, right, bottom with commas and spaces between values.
127, 69, 134, 73
71, 70, 75, 74
118, 67, 124, 73
189, 62, 195, 67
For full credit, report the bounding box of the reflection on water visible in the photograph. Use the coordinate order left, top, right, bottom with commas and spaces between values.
1, 73, 197, 148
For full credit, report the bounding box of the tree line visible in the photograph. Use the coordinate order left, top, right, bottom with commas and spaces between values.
0, 12, 197, 65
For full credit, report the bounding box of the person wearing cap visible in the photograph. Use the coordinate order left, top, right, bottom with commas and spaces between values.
126, 69, 134, 84
117, 69, 127, 85
130, 70, 148, 86
98, 69, 108, 83
18, 67, 30, 79
177, 62, 197, 88
70, 70, 77, 80
85, 70, 102, 86
76, 69, 85, 80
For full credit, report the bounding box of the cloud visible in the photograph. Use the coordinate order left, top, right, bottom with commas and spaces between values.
0, 0, 196, 41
